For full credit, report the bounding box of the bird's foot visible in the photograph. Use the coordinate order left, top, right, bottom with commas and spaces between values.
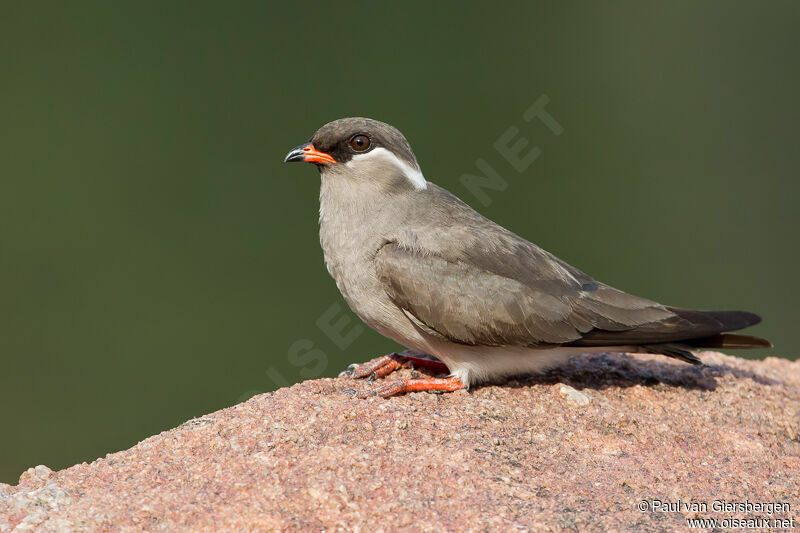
345, 376, 465, 398
338, 350, 449, 381
339, 354, 403, 380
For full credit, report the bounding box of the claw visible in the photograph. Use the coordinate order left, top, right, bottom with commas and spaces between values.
338, 363, 361, 377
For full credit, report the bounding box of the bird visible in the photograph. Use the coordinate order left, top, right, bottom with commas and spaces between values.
283, 117, 771, 398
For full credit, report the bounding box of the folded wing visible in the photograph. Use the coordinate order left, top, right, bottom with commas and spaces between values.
374, 242, 696, 347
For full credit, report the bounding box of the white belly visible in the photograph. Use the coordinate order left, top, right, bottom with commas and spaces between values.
417, 337, 639, 387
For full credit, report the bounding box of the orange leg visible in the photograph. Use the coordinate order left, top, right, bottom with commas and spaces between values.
350, 376, 465, 398
339, 351, 450, 380
340, 354, 402, 379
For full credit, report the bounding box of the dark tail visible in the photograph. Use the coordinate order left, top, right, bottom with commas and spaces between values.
666, 308, 770, 347
644, 309, 771, 365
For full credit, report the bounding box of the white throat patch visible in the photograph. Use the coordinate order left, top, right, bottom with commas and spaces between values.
346, 147, 427, 190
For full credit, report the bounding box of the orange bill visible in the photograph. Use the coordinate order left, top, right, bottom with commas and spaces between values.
283, 142, 337, 165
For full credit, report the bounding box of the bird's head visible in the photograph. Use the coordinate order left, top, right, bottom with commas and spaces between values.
283, 117, 427, 191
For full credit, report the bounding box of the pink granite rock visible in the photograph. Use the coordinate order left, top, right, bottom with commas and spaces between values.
1, 351, 798, 531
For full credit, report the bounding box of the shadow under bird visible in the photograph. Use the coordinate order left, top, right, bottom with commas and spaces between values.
284, 117, 771, 398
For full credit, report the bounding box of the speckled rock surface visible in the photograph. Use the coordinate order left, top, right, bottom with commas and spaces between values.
1, 351, 798, 532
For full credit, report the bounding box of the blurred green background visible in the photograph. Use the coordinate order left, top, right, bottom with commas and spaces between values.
1, 1, 798, 483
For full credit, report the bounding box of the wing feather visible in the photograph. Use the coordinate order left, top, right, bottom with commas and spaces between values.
372, 185, 763, 348
374, 242, 677, 347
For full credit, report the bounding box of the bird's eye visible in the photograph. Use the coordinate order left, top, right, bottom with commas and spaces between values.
349, 134, 371, 152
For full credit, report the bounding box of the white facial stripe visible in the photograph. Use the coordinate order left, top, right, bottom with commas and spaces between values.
347, 147, 427, 190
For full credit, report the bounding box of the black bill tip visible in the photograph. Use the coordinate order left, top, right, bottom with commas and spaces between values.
283, 143, 311, 163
